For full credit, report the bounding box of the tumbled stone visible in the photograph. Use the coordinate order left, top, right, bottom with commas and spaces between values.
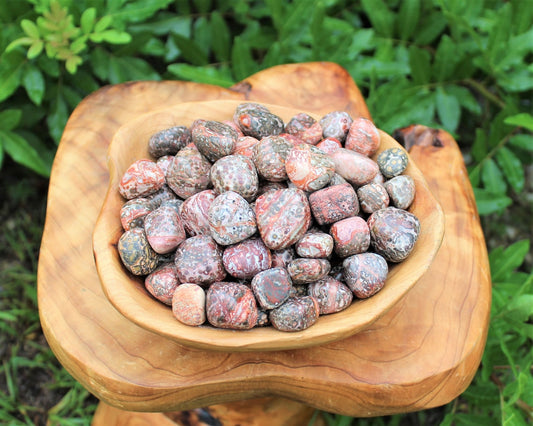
208, 191, 257, 245
233, 136, 259, 158
384, 175, 416, 210
270, 247, 295, 268
251, 267, 292, 310
156, 155, 174, 176
145, 263, 180, 305
223, 237, 271, 279
172, 283, 206, 326
269, 296, 319, 332
345, 117, 380, 157
161, 198, 183, 214
210, 154, 259, 201
330, 216, 370, 257
377, 147, 409, 178
144, 205, 186, 254
222, 119, 244, 137
174, 235, 226, 285
118, 227, 159, 276
316, 137, 342, 154
285, 144, 335, 192
148, 126, 191, 157
192, 120, 238, 162
319, 111, 353, 142
343, 253, 388, 298
146, 185, 178, 209
295, 231, 334, 258
287, 258, 331, 284
367, 207, 420, 262
308, 183, 359, 225
327, 173, 348, 186
179, 189, 216, 236
329, 148, 379, 186
252, 135, 293, 182
166, 146, 211, 199
308, 276, 353, 314
119, 159, 166, 200
357, 183, 390, 214
120, 197, 153, 231
206, 282, 258, 329
284, 113, 323, 145
233, 103, 284, 139
255, 188, 311, 250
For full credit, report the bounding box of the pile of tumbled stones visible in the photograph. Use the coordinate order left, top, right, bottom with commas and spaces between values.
117, 103, 420, 332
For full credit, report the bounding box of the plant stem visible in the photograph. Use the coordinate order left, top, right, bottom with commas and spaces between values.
464, 78, 506, 109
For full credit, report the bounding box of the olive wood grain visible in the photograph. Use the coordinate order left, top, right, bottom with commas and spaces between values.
93, 99, 443, 352
37, 62, 491, 417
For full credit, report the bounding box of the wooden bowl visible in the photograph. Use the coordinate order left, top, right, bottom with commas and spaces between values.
93, 99, 444, 352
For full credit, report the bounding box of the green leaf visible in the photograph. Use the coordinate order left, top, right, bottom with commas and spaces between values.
81, 8, 96, 34
490, 239, 530, 282
473, 187, 512, 215
481, 158, 506, 195
413, 11, 447, 45
210, 11, 230, 62
408, 46, 431, 85
0, 52, 24, 102
0, 109, 22, 131
397, 0, 420, 40
47, 93, 69, 143
433, 35, 458, 82
172, 34, 208, 66
504, 295, 533, 322
496, 147, 525, 193
90, 30, 132, 44
21, 19, 39, 39
167, 64, 234, 87
264, 0, 283, 31
0, 130, 50, 176
22, 65, 45, 106
504, 113, 533, 132
94, 15, 112, 32
27, 40, 44, 59
231, 35, 257, 81
509, 134, 533, 151
112, 0, 174, 25
447, 85, 482, 115
5, 37, 34, 53
436, 86, 461, 132
361, 0, 394, 37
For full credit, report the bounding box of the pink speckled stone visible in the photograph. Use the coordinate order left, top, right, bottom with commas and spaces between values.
255, 188, 311, 250
156, 155, 174, 177
357, 183, 390, 214
284, 113, 323, 145
120, 197, 153, 231
343, 253, 388, 298
316, 137, 342, 154
345, 117, 381, 157
286, 258, 331, 284
208, 191, 257, 245
233, 136, 259, 158
210, 155, 259, 201
178, 189, 216, 236
270, 247, 295, 268
330, 216, 370, 258
308, 276, 353, 314
222, 237, 271, 279
119, 159, 166, 200
252, 136, 293, 182
222, 119, 244, 137
269, 296, 319, 332
285, 144, 335, 192
172, 283, 206, 326
367, 207, 420, 263
319, 111, 353, 142
295, 231, 334, 258
144, 205, 186, 254
166, 146, 211, 199
233, 103, 284, 139
251, 267, 292, 310
146, 185, 178, 209
329, 148, 379, 186
145, 263, 180, 305
206, 282, 258, 329
174, 235, 226, 285
308, 183, 359, 225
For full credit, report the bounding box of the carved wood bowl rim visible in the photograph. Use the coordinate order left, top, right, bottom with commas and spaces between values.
92, 99, 445, 352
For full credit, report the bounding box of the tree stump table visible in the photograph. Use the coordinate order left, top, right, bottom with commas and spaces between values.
37, 62, 491, 425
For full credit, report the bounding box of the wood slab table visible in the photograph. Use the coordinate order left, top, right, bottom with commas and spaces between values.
37, 62, 491, 424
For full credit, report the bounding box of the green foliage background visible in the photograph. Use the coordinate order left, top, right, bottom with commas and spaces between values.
0, 0, 531, 424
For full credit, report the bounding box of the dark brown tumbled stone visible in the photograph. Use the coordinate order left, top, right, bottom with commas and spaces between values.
251, 267, 292, 310
308, 276, 353, 314
343, 253, 388, 298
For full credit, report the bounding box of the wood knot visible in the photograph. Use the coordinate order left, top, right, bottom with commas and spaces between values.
230, 81, 252, 98
393, 125, 443, 152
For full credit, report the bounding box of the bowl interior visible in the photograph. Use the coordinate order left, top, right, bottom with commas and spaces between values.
93, 99, 445, 352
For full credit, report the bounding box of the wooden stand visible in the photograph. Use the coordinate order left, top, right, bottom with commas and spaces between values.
37, 63, 491, 424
